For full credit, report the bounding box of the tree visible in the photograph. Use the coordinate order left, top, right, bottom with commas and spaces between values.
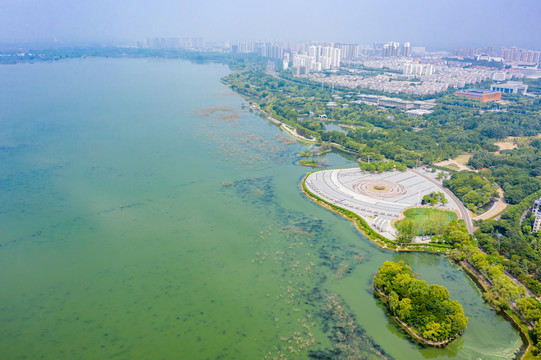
397, 219, 415, 244
375, 261, 468, 342
516, 297, 541, 324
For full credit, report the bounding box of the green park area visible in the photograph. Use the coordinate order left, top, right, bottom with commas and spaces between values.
395, 208, 458, 237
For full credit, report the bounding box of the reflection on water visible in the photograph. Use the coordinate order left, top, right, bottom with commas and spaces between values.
0, 58, 522, 360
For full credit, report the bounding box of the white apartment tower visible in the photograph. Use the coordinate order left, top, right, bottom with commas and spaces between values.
403, 42, 411, 57
403, 63, 434, 76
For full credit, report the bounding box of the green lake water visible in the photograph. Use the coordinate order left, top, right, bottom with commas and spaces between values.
0, 58, 523, 359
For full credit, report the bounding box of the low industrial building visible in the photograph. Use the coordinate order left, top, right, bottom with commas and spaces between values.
405, 109, 434, 117
454, 89, 502, 102
490, 81, 528, 94
379, 97, 414, 110
357, 94, 437, 111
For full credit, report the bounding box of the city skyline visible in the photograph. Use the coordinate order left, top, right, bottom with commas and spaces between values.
1, 0, 540, 51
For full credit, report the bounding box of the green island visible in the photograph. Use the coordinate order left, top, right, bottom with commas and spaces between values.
374, 260, 468, 345
297, 159, 321, 167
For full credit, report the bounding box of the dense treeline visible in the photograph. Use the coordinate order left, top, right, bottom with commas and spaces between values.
443, 170, 497, 212
515, 296, 541, 356
359, 160, 407, 172
468, 139, 541, 204
374, 261, 468, 342
474, 189, 541, 297
443, 220, 528, 310
443, 217, 541, 358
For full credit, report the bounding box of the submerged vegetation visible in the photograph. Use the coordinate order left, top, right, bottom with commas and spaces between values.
374, 261, 468, 344
298, 159, 321, 167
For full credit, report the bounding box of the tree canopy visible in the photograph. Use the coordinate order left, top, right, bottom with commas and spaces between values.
374, 261, 468, 343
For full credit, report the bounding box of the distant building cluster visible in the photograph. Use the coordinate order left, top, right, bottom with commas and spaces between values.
231, 40, 284, 60
380, 42, 411, 57
292, 45, 341, 73
453, 45, 541, 64
137, 37, 205, 50
226, 40, 414, 74
304, 60, 497, 95
132, 37, 538, 96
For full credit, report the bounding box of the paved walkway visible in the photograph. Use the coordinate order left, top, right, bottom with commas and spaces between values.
305, 168, 462, 240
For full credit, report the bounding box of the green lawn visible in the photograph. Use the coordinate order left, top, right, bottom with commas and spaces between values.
395, 208, 458, 237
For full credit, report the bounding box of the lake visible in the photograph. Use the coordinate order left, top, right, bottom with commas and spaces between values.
0, 58, 522, 359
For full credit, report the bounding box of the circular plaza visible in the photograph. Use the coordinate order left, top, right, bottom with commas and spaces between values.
352, 179, 408, 198
304, 168, 459, 240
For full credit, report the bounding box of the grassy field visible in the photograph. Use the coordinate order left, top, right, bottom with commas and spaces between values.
453, 153, 472, 166
395, 208, 458, 237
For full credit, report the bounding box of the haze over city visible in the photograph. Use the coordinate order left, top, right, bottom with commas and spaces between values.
1, 0, 540, 50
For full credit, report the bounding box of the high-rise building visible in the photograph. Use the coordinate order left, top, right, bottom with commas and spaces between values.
403, 42, 411, 57
383, 42, 400, 57
292, 45, 340, 73
283, 53, 290, 70
336, 44, 360, 59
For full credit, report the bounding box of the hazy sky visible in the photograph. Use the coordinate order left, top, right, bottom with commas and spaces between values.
1, 0, 540, 50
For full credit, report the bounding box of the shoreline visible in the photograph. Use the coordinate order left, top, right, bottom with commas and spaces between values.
250, 103, 319, 143
301, 174, 449, 253
300, 173, 532, 359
